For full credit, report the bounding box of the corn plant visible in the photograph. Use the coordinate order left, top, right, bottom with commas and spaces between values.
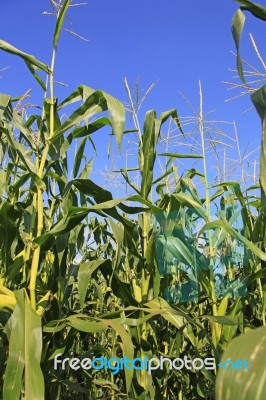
0, 1, 266, 399
216, 1, 266, 398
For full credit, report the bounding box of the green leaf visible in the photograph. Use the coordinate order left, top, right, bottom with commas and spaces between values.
251, 85, 266, 199
89, 198, 125, 210
222, 298, 242, 344
79, 157, 93, 180
56, 86, 125, 150
0, 201, 17, 269
0, 286, 16, 313
145, 298, 185, 328
67, 179, 138, 224
199, 219, 266, 261
78, 260, 106, 310
158, 152, 203, 158
53, 0, 70, 48
58, 85, 95, 109
44, 98, 61, 133
25, 62, 47, 91
98, 259, 139, 306
106, 319, 134, 393
6, 106, 38, 150
216, 325, 266, 400
103, 91, 125, 151
145, 298, 196, 345
0, 172, 6, 196
66, 315, 134, 393
34, 207, 88, 246
157, 235, 196, 269
53, 91, 104, 136
0, 93, 10, 119
66, 316, 106, 333
119, 168, 141, 194
0, 39, 51, 74
202, 315, 239, 325
172, 192, 208, 221
3, 290, 44, 400
3, 124, 45, 189
109, 218, 124, 270
93, 379, 120, 391
231, 8, 246, 82
140, 110, 181, 199
9, 173, 31, 193
73, 138, 86, 178
126, 194, 163, 213
72, 117, 112, 139
236, 0, 266, 21
34, 197, 132, 248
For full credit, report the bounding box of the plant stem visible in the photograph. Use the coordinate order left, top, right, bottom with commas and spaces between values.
199, 81, 219, 344
29, 47, 56, 309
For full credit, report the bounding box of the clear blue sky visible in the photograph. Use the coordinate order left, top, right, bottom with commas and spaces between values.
1, 0, 265, 191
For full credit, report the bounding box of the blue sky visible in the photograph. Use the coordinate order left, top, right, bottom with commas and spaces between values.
1, 0, 265, 192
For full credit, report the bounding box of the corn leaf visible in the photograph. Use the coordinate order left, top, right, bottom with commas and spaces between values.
78, 259, 106, 310
216, 325, 266, 400
199, 219, 266, 261
251, 85, 266, 201
3, 290, 44, 400
56, 86, 125, 150
232, 8, 246, 83
73, 137, 86, 178
0, 93, 10, 118
236, 0, 266, 20
0, 39, 51, 74
53, 0, 70, 48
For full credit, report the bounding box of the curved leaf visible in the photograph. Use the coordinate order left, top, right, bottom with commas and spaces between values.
56, 86, 125, 150
236, 0, 266, 20
199, 219, 266, 262
216, 325, 266, 400
53, 0, 70, 48
3, 290, 44, 400
0, 39, 51, 74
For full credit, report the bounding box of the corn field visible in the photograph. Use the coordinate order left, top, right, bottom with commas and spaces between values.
0, 1, 266, 399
